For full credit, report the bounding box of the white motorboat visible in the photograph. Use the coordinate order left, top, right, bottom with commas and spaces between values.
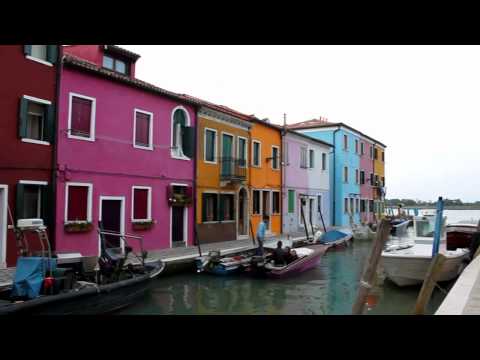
381, 215, 470, 287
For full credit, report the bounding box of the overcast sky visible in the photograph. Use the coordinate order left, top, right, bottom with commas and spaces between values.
124, 45, 479, 202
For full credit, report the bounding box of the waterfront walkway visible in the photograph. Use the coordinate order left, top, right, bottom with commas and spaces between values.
436, 254, 480, 315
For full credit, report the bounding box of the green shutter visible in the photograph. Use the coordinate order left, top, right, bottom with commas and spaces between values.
19, 97, 29, 138
15, 184, 25, 221
23, 45, 32, 55
288, 190, 295, 213
202, 194, 207, 222
181, 126, 195, 158
41, 185, 52, 230
45, 104, 55, 143
47, 45, 58, 64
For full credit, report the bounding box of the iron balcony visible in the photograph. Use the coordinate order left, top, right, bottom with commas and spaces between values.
220, 157, 247, 181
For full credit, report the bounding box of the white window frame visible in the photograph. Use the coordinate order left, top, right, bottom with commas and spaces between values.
271, 145, 280, 170
220, 131, 235, 159
0, 185, 9, 268
131, 186, 152, 222
321, 152, 327, 171
26, 45, 53, 67
64, 182, 93, 224
203, 127, 218, 164
170, 106, 191, 161
19, 180, 47, 219
68, 92, 96, 142
21, 95, 52, 146
252, 140, 262, 168
237, 136, 248, 168
98, 196, 125, 255
133, 109, 154, 151
308, 148, 315, 169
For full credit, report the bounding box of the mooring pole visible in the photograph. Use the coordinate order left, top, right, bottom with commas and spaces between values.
414, 253, 447, 315
352, 219, 391, 315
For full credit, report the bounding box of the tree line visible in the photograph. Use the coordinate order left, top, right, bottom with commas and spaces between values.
386, 198, 480, 208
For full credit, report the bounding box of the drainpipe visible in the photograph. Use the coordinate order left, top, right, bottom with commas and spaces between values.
51, 45, 63, 253
332, 126, 341, 226
281, 114, 286, 235
193, 107, 199, 251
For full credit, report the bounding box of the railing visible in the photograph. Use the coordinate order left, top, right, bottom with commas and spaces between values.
220, 157, 247, 181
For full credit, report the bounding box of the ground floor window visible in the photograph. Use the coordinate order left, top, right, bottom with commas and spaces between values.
16, 182, 48, 220
369, 200, 374, 213
356, 198, 360, 213
219, 194, 235, 221
288, 190, 295, 213
360, 199, 366, 213
132, 186, 151, 221
272, 191, 280, 214
317, 195, 322, 213
350, 198, 354, 214
344, 198, 349, 214
202, 193, 218, 222
66, 183, 92, 222
253, 190, 261, 214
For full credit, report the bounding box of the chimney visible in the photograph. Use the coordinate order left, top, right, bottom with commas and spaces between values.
262, 118, 270, 123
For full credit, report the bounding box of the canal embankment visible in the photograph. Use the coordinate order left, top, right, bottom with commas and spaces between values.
436, 254, 480, 315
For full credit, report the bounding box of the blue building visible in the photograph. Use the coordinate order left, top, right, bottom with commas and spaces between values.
288, 118, 386, 227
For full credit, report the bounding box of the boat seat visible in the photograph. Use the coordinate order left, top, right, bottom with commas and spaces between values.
105, 248, 125, 262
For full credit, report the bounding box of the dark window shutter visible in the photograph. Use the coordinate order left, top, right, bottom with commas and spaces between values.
67, 186, 88, 221
23, 45, 32, 56
133, 189, 149, 220
218, 195, 224, 221
181, 126, 195, 158
41, 184, 52, 228
135, 112, 150, 147
15, 184, 25, 221
47, 45, 58, 64
45, 104, 55, 143
202, 194, 207, 222
18, 97, 29, 138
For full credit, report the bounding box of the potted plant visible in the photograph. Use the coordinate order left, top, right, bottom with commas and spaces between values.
132, 220, 155, 231
64, 221, 93, 233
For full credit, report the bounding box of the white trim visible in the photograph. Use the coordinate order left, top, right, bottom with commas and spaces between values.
133, 108, 154, 151
203, 127, 218, 164
169, 183, 189, 248
271, 145, 280, 170
22, 95, 52, 105
25, 55, 53, 67
237, 136, 248, 168
131, 186, 152, 222
21, 138, 50, 146
220, 131, 235, 159
99, 196, 125, 255
19, 180, 48, 185
0, 185, 8, 268
170, 105, 191, 160
67, 92, 96, 142
252, 139, 262, 168
271, 190, 281, 214
64, 182, 93, 223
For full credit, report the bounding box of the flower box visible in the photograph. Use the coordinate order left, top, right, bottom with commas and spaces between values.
132, 220, 155, 231
64, 222, 93, 233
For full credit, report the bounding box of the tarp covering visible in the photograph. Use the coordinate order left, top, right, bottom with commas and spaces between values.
320, 230, 349, 243
11, 257, 57, 299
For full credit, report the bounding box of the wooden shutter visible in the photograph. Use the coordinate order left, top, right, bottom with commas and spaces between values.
67, 186, 88, 221
288, 190, 295, 213
15, 184, 25, 221
18, 97, 29, 138
47, 45, 58, 64
133, 188, 148, 220
23, 45, 32, 55
45, 103, 55, 143
71, 96, 92, 136
181, 126, 195, 158
135, 112, 150, 146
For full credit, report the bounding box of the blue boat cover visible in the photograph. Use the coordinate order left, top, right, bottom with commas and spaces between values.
11, 257, 57, 299
320, 230, 348, 243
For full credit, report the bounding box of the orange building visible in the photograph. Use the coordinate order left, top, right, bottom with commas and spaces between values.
195, 104, 252, 243
373, 144, 386, 218
248, 119, 282, 237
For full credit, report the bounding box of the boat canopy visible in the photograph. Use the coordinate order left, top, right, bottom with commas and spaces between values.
320, 230, 348, 243
11, 257, 57, 299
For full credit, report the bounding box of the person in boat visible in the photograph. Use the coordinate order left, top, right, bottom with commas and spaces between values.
284, 247, 299, 264
272, 241, 287, 266
256, 215, 268, 256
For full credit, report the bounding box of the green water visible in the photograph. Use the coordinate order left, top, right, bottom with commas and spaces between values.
119, 240, 448, 315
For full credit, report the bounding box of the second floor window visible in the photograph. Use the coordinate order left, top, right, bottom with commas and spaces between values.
172, 108, 192, 159
300, 147, 308, 168
322, 153, 327, 170
344, 166, 348, 183
238, 137, 247, 167
355, 169, 359, 184
360, 171, 365, 185
361, 142, 365, 155
370, 146, 374, 159
374, 148, 378, 160
69, 94, 95, 141
370, 173, 374, 185
343, 134, 348, 150
252, 141, 261, 167
272, 146, 279, 170
134, 110, 153, 150
309, 149, 315, 168
382, 151, 385, 162
355, 139, 359, 154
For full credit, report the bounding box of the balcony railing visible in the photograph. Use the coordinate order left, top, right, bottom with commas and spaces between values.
220, 157, 247, 181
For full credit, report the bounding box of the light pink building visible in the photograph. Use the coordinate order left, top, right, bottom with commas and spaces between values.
55, 45, 197, 258
359, 139, 374, 224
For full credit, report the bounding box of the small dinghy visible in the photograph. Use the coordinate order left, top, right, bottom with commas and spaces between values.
195, 249, 256, 276
317, 230, 353, 247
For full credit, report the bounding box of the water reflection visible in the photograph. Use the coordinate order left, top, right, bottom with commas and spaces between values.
120, 240, 448, 315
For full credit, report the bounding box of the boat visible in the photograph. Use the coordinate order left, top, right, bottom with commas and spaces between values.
247, 245, 329, 278
446, 222, 479, 251
317, 229, 353, 247
352, 224, 376, 241
381, 200, 470, 287
0, 220, 165, 315
195, 249, 255, 275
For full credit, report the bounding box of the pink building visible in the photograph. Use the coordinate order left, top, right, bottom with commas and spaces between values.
359, 139, 374, 224
55, 45, 197, 258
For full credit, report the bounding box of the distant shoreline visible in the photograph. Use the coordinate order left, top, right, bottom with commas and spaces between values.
386, 205, 480, 210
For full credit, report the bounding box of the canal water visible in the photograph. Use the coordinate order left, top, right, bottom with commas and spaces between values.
119, 210, 479, 315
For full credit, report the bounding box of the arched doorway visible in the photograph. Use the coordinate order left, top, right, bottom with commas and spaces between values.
238, 188, 248, 238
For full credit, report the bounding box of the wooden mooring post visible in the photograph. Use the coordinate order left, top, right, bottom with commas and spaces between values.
352, 219, 391, 315
414, 253, 447, 315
